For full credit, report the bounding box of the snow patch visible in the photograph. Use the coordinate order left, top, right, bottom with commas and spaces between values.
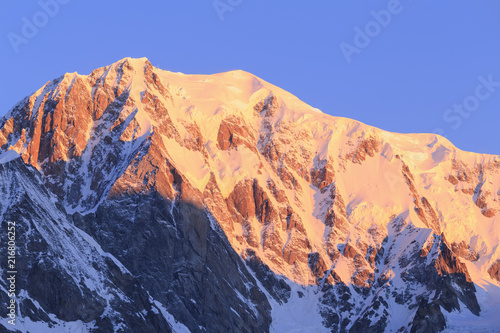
0, 150, 20, 164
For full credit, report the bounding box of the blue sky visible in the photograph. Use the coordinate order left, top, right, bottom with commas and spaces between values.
1, 0, 499, 154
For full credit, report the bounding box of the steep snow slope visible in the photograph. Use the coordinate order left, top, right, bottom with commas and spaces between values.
0, 57, 499, 332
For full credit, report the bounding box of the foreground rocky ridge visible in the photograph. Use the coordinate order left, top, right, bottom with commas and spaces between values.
1, 57, 499, 332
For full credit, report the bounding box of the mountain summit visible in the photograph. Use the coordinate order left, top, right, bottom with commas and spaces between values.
1, 57, 499, 332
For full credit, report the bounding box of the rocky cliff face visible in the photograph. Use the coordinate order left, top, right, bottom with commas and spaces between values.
1, 57, 499, 332
0, 156, 173, 332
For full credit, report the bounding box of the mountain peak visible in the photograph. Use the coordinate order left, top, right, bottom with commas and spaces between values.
113, 56, 151, 68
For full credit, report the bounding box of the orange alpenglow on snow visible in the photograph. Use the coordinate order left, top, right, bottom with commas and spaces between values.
1, 57, 499, 332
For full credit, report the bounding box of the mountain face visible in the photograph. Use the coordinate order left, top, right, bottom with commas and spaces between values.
0, 57, 499, 332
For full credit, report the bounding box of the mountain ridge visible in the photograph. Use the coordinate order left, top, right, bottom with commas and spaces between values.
1, 57, 499, 332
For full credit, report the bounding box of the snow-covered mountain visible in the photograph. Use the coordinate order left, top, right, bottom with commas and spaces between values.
1, 57, 499, 332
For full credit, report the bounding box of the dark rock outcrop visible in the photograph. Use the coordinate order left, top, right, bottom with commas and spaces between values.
488, 260, 500, 282
0, 158, 172, 332
74, 192, 272, 333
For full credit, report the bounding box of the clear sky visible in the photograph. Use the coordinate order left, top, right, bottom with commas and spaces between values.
1, 0, 499, 154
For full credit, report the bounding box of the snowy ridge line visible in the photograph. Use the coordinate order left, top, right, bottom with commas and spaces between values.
0, 57, 499, 331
